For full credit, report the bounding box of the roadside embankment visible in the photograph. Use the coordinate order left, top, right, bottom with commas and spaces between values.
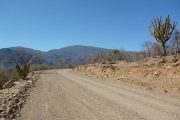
75, 55, 180, 95
0, 71, 40, 120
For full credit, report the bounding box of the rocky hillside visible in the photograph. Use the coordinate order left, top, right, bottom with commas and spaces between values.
75, 55, 180, 95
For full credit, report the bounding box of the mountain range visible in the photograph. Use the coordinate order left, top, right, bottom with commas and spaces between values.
0, 45, 110, 68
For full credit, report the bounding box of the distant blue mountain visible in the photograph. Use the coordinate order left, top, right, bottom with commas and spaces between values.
0, 45, 110, 68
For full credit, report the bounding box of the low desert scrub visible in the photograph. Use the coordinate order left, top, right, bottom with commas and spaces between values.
31, 64, 50, 71
0, 63, 49, 90
0, 69, 19, 89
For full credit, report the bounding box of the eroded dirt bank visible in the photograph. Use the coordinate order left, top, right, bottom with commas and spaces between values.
75, 55, 180, 95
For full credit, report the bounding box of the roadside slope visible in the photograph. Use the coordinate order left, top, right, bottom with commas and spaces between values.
20, 70, 180, 120
75, 56, 180, 94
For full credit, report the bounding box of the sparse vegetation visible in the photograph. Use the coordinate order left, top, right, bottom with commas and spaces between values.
0, 69, 19, 89
143, 29, 180, 57
90, 49, 144, 64
142, 41, 163, 57
169, 29, 180, 55
31, 64, 50, 71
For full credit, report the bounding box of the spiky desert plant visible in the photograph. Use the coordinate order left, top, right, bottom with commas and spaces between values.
149, 15, 177, 56
16, 60, 30, 80
15, 51, 37, 80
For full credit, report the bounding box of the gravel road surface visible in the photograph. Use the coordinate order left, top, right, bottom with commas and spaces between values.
20, 69, 180, 120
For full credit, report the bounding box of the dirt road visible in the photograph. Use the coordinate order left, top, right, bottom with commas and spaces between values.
20, 69, 180, 120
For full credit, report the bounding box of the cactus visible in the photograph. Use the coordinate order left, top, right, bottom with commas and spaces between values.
16, 60, 30, 80
149, 15, 177, 56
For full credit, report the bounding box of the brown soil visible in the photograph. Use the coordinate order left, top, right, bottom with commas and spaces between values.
75, 55, 180, 95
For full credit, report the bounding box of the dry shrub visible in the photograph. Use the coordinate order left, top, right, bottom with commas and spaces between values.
0, 69, 19, 89
31, 64, 50, 71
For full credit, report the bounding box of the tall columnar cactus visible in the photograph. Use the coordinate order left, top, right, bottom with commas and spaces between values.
149, 15, 177, 56
16, 60, 30, 80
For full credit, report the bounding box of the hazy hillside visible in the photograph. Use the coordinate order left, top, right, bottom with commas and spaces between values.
0, 47, 44, 68
0, 45, 110, 68
46, 45, 110, 65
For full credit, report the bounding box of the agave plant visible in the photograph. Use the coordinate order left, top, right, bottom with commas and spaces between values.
15, 52, 37, 80
16, 60, 30, 80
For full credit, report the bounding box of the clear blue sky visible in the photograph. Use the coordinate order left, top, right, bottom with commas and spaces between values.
0, 0, 180, 51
